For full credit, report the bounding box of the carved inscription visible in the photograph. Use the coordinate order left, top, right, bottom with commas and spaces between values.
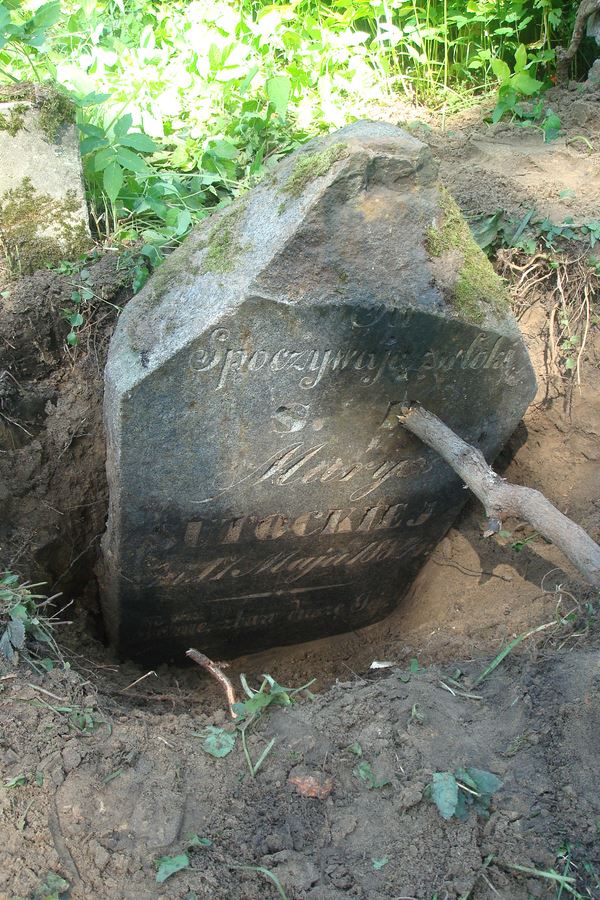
189, 328, 521, 391
184, 501, 435, 546
146, 535, 426, 586
135, 591, 379, 643
194, 442, 431, 504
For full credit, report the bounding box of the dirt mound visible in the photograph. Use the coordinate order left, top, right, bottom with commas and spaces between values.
2, 641, 599, 899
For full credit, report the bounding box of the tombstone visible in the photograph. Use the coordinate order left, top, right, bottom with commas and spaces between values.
100, 121, 536, 664
0, 84, 89, 274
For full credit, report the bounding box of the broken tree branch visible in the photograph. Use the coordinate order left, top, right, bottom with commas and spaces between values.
556, 0, 600, 85
397, 404, 600, 589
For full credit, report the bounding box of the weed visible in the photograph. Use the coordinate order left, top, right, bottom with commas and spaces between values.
233, 673, 314, 777
409, 702, 424, 725
489, 42, 561, 140
503, 732, 535, 757
555, 841, 600, 899
471, 620, 557, 687
0, 572, 63, 672
0, 0, 585, 260
498, 529, 540, 552
228, 863, 288, 899
193, 725, 236, 759
193, 672, 314, 778
353, 760, 391, 790
31, 871, 70, 900
152, 834, 287, 897
499, 861, 583, 897
3, 773, 27, 788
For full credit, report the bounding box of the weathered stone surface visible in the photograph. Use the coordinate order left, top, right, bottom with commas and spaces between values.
101, 121, 536, 663
0, 85, 89, 274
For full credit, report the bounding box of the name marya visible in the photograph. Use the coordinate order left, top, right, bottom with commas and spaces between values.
189, 329, 521, 391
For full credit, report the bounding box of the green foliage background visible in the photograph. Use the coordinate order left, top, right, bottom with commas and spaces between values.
0, 0, 592, 257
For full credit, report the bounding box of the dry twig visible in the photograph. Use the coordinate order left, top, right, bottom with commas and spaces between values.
186, 648, 238, 718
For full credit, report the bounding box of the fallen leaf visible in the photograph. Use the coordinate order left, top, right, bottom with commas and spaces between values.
154, 852, 189, 884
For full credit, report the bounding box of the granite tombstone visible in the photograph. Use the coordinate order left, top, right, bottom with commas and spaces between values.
101, 121, 536, 663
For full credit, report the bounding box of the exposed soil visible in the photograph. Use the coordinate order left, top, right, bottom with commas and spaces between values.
1, 85, 600, 899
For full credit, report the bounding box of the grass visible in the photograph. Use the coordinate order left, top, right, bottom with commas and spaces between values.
470, 584, 599, 689
499, 861, 582, 897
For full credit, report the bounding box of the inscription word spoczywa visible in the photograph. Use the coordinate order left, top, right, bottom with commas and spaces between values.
101, 121, 536, 663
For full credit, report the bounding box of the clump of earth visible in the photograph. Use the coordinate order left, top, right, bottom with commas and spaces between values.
1, 86, 599, 898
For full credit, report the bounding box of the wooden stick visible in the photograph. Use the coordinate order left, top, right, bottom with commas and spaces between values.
186, 648, 238, 718
397, 404, 600, 588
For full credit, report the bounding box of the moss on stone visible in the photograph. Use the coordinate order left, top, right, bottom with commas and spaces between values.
427, 187, 510, 323
0, 104, 28, 137
281, 142, 348, 199
0, 177, 89, 277
0, 83, 75, 141
37, 91, 75, 141
202, 204, 248, 274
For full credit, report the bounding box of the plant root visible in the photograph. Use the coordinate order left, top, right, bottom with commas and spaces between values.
186, 648, 238, 718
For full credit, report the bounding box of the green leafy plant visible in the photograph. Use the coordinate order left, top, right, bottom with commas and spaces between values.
226, 863, 288, 899
193, 673, 314, 778
499, 860, 584, 897
233, 673, 314, 777
56, 261, 124, 347
193, 725, 236, 759
3, 772, 27, 787
31, 871, 70, 900
0, 0, 582, 264
353, 760, 391, 790
488, 41, 562, 142
430, 767, 503, 821
0, 572, 61, 670
490, 43, 546, 122
0, 1, 61, 82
